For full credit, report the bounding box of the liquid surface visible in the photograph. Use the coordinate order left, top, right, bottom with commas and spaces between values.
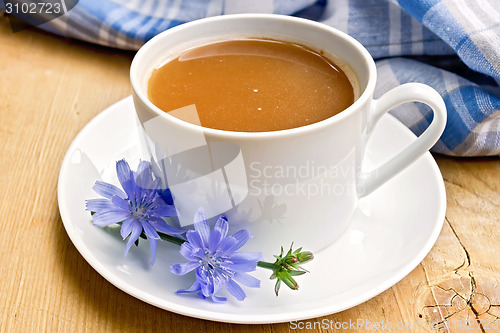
148, 39, 355, 132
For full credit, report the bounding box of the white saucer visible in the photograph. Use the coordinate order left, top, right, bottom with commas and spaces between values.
58, 96, 446, 324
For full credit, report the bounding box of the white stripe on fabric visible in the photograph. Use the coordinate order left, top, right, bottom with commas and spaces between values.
44, 9, 70, 34
337, 0, 350, 33
478, 0, 500, 25
157, 0, 172, 21
60, 9, 98, 40
167, 0, 183, 19
149, 16, 172, 35
474, 85, 492, 117
446, 0, 486, 33
466, 110, 500, 156
133, 0, 158, 18
206, 0, 223, 17
445, 0, 500, 75
103, 6, 130, 46
443, 72, 476, 131
104, 7, 130, 26
135, 17, 162, 41
321, 0, 349, 33
119, 0, 142, 14
121, 14, 146, 35
472, 28, 500, 75
224, 0, 274, 14
114, 33, 130, 49
463, 1, 500, 76
422, 2, 460, 48
145, 14, 171, 35
475, 0, 500, 74
441, 70, 461, 93
469, 88, 495, 154
375, 60, 424, 129
98, 23, 112, 46
411, 15, 424, 54
374, 60, 399, 99
388, 2, 402, 56
121, 0, 161, 27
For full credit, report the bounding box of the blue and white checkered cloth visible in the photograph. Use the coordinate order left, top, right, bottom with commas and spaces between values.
5, 0, 499, 156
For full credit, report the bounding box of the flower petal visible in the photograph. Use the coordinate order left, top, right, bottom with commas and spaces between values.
213, 215, 228, 238
175, 281, 201, 294
196, 266, 210, 285
215, 237, 237, 254
208, 230, 222, 253
220, 260, 258, 273
120, 217, 136, 239
135, 160, 154, 189
110, 195, 130, 212
85, 199, 115, 212
116, 160, 136, 199
212, 278, 223, 294
92, 181, 126, 199
211, 295, 227, 302
193, 208, 210, 247
92, 210, 129, 227
124, 222, 143, 257
226, 229, 250, 253
148, 218, 184, 234
225, 279, 246, 301
141, 221, 160, 240
194, 207, 208, 224
170, 261, 199, 275
198, 270, 211, 298
186, 230, 204, 250
151, 201, 177, 218
196, 291, 207, 300
229, 252, 263, 262
233, 272, 260, 288
193, 247, 206, 259
211, 279, 227, 303
157, 188, 173, 205
180, 242, 201, 261
149, 238, 158, 265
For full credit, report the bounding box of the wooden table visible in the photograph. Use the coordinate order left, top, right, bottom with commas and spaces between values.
1, 16, 499, 333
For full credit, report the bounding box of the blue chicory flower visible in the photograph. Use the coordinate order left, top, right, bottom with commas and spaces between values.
170, 208, 262, 302
86, 159, 183, 265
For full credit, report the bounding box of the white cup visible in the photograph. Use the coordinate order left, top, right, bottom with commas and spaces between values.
131, 14, 446, 254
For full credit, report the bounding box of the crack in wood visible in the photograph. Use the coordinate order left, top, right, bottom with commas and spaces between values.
443, 177, 466, 190
420, 264, 452, 332
445, 217, 471, 272
421, 284, 468, 330
443, 177, 500, 208
415, 216, 500, 332
468, 273, 487, 333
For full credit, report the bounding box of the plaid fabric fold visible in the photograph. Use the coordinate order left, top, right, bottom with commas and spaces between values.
3, 0, 498, 155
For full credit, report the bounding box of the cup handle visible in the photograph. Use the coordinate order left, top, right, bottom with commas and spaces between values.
358, 83, 447, 197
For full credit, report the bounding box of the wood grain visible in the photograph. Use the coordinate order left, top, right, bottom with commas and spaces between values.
1, 15, 499, 333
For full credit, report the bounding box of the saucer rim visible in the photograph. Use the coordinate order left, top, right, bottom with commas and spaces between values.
57, 96, 446, 324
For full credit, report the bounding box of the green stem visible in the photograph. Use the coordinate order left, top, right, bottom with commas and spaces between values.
158, 232, 186, 246
257, 261, 277, 270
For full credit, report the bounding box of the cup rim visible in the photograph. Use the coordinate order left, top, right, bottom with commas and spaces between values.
130, 13, 377, 139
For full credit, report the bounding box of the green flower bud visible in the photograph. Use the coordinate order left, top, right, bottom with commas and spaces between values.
276, 270, 299, 291
258, 243, 314, 296
297, 251, 314, 264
